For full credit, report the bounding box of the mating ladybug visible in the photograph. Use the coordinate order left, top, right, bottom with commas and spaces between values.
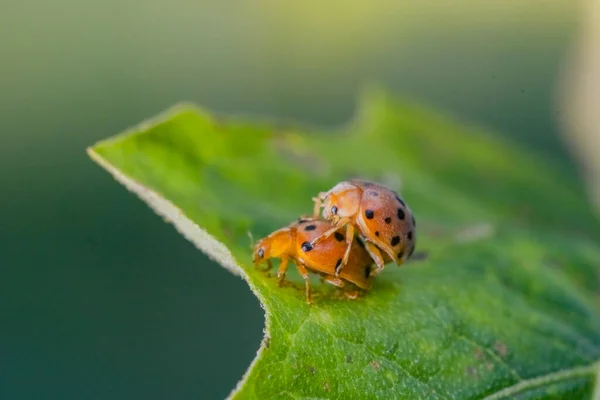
310, 179, 416, 276
252, 218, 375, 304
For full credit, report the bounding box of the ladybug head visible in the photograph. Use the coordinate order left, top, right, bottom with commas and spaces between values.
322, 193, 340, 221
252, 229, 293, 264
252, 238, 269, 264
321, 186, 361, 221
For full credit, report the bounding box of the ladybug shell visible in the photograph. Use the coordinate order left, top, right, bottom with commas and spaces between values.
293, 219, 374, 290
349, 180, 416, 263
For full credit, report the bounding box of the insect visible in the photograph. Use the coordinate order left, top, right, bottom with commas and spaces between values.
310, 179, 416, 276
252, 218, 375, 304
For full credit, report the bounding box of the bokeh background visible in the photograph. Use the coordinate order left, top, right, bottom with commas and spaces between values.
1, 1, 598, 399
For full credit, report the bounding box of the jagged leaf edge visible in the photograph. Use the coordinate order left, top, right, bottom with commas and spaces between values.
86, 105, 273, 399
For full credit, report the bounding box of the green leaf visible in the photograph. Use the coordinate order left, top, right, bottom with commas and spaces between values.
88, 89, 600, 399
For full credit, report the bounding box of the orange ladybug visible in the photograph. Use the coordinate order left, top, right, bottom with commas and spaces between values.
252, 218, 375, 304
310, 179, 416, 276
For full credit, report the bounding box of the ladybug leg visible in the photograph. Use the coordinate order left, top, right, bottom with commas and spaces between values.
339, 223, 355, 275
295, 263, 313, 304
364, 241, 386, 276
343, 289, 360, 300
255, 259, 273, 272
312, 192, 326, 218
322, 275, 345, 287
276, 258, 290, 286
260, 259, 274, 272
310, 217, 351, 247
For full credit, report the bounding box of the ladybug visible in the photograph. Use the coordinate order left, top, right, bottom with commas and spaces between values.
252, 218, 375, 304
310, 179, 416, 276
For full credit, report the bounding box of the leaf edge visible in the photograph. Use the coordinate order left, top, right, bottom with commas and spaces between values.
87, 145, 272, 399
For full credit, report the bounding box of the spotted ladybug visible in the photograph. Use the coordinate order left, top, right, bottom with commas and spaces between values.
311, 179, 416, 276
252, 218, 375, 304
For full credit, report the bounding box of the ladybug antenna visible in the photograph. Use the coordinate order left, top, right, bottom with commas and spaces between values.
247, 231, 255, 250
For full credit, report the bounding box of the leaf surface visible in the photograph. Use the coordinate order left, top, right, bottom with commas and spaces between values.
89, 90, 600, 399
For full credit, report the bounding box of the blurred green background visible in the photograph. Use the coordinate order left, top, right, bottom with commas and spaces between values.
0, 1, 591, 399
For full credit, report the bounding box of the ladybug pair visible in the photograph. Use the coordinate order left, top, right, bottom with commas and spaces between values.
252, 180, 417, 303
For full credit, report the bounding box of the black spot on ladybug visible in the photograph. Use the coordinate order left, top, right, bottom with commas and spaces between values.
408, 231, 413, 240
301, 242, 313, 252
331, 205, 338, 215
368, 190, 379, 196
335, 258, 343, 274
384, 217, 392, 224
365, 265, 371, 278
409, 246, 416, 258
304, 224, 317, 231
365, 210, 375, 219
411, 215, 416, 227
334, 232, 344, 242
391, 236, 401, 246
397, 251, 404, 259
397, 208, 405, 220
395, 194, 406, 207
375, 231, 380, 237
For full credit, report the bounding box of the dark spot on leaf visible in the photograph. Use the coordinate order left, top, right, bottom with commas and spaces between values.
308, 366, 317, 375
409, 251, 427, 261
384, 217, 392, 224
304, 224, 317, 231
474, 348, 484, 360
397, 208, 405, 220
370, 360, 381, 371
365, 209, 375, 219
334, 232, 344, 242
221, 225, 235, 241
391, 236, 400, 246
494, 340, 508, 358
301, 242, 313, 252
345, 355, 353, 363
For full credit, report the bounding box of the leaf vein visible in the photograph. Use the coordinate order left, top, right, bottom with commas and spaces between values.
481, 362, 599, 400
